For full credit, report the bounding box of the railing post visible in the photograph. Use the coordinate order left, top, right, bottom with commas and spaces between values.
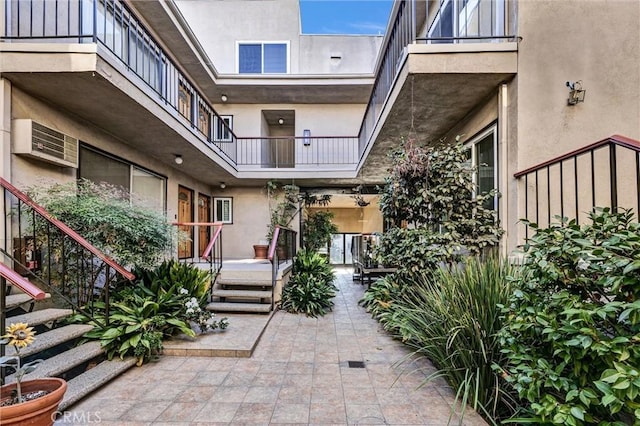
609, 143, 618, 212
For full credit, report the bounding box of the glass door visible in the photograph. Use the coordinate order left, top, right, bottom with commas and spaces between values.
329, 233, 360, 265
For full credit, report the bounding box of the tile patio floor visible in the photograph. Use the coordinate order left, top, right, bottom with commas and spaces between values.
55, 268, 487, 425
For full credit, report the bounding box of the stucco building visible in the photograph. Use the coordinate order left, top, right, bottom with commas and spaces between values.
1, 0, 639, 261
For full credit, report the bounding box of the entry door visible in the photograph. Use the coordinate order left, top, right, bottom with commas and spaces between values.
198, 194, 211, 256
178, 186, 194, 258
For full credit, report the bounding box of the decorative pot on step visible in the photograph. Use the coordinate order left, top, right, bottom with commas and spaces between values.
0, 377, 67, 426
253, 244, 268, 259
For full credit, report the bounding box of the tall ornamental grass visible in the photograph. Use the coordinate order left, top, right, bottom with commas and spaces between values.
387, 256, 518, 424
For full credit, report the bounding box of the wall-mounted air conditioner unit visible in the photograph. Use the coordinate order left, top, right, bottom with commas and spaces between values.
12, 119, 79, 168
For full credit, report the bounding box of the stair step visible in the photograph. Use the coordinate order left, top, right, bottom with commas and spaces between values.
212, 288, 272, 299
6, 308, 73, 327
206, 301, 272, 313
59, 357, 137, 411
5, 341, 104, 383
19, 324, 94, 358
5, 293, 51, 310
217, 278, 273, 287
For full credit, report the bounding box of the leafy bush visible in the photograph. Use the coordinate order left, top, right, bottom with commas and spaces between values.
376, 140, 503, 273
77, 262, 227, 364
498, 208, 640, 425
381, 256, 517, 423
28, 179, 173, 269
359, 275, 402, 320
280, 249, 337, 317
302, 210, 338, 252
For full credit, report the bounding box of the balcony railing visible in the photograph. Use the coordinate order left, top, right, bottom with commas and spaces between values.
514, 135, 640, 239
0, 177, 135, 329
3, 0, 237, 167
357, 0, 517, 161
236, 136, 359, 168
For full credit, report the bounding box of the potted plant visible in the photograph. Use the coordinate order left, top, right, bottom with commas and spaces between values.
0, 322, 67, 426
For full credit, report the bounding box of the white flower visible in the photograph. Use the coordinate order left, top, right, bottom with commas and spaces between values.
186, 308, 194, 314
179, 288, 189, 295
576, 258, 590, 271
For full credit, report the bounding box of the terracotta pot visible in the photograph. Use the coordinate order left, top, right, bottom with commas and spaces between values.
253, 244, 269, 259
0, 378, 67, 426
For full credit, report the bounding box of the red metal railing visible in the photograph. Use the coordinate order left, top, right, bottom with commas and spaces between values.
0, 263, 45, 300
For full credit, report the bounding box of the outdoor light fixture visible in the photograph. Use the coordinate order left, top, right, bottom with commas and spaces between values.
566, 80, 586, 105
220, 182, 226, 189
278, 118, 284, 125
174, 155, 183, 165
221, 94, 228, 102
303, 129, 311, 146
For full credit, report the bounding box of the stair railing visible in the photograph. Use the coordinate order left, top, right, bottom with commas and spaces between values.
172, 222, 224, 299
268, 225, 297, 311
1, 177, 135, 328
514, 135, 640, 239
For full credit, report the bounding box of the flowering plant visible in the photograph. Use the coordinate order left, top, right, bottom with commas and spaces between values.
179, 289, 229, 333
0, 323, 43, 405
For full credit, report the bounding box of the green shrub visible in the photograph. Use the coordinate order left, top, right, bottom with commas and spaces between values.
498, 208, 640, 425
281, 249, 337, 317
132, 260, 211, 304
385, 256, 517, 424
359, 275, 402, 320
28, 179, 173, 269
302, 210, 338, 252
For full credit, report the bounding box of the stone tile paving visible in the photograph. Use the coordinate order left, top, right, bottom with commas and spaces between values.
56, 268, 487, 425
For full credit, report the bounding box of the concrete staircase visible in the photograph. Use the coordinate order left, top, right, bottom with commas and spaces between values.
2, 285, 136, 411
206, 259, 293, 314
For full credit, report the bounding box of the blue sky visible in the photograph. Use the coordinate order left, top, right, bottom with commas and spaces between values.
300, 0, 393, 35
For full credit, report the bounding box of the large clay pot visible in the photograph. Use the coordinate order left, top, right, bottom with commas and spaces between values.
253, 244, 269, 259
0, 377, 67, 426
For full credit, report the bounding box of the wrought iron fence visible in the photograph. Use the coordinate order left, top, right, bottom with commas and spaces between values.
0, 177, 134, 327
268, 225, 296, 311
514, 135, 640, 239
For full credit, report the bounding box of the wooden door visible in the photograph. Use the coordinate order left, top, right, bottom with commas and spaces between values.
178, 186, 193, 258
198, 194, 211, 256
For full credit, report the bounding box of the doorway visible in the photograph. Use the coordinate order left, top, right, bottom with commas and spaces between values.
178, 185, 194, 258
198, 193, 211, 256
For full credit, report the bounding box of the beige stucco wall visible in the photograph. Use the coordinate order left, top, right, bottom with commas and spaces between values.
214, 103, 366, 137
174, 0, 380, 75
515, 0, 640, 169
310, 203, 383, 234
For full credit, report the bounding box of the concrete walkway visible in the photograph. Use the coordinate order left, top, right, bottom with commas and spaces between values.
56, 268, 486, 425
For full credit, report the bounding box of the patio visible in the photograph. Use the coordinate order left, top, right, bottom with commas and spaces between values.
55, 268, 486, 425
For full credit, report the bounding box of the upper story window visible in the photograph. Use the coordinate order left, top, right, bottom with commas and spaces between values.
238, 42, 289, 74
214, 115, 233, 142
427, 0, 505, 42
178, 82, 193, 120
198, 103, 211, 139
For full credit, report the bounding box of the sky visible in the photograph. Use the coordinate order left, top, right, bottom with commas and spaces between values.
300, 0, 393, 35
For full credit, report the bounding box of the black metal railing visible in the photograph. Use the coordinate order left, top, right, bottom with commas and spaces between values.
357, 0, 517, 161
514, 135, 640, 239
237, 136, 359, 168
268, 225, 296, 311
1, 177, 135, 327
3, 0, 237, 166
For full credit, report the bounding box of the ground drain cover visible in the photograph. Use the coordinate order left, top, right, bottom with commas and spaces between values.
348, 360, 366, 368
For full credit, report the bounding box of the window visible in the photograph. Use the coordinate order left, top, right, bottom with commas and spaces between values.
214, 115, 233, 142
178, 82, 192, 120
198, 103, 211, 139
214, 197, 233, 223
465, 126, 497, 210
79, 145, 166, 212
238, 42, 288, 74
427, 0, 506, 42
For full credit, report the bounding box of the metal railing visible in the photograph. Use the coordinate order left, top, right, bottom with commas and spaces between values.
514, 135, 640, 239
172, 222, 224, 296
0, 177, 135, 330
268, 225, 296, 311
2, 0, 237, 166
236, 136, 359, 168
357, 0, 517, 161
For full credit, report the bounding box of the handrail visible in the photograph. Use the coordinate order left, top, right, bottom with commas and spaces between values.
0, 177, 134, 281
0, 263, 45, 300
514, 135, 640, 178
201, 223, 223, 260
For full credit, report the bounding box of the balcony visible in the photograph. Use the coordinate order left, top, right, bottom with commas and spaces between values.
357, 0, 518, 181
